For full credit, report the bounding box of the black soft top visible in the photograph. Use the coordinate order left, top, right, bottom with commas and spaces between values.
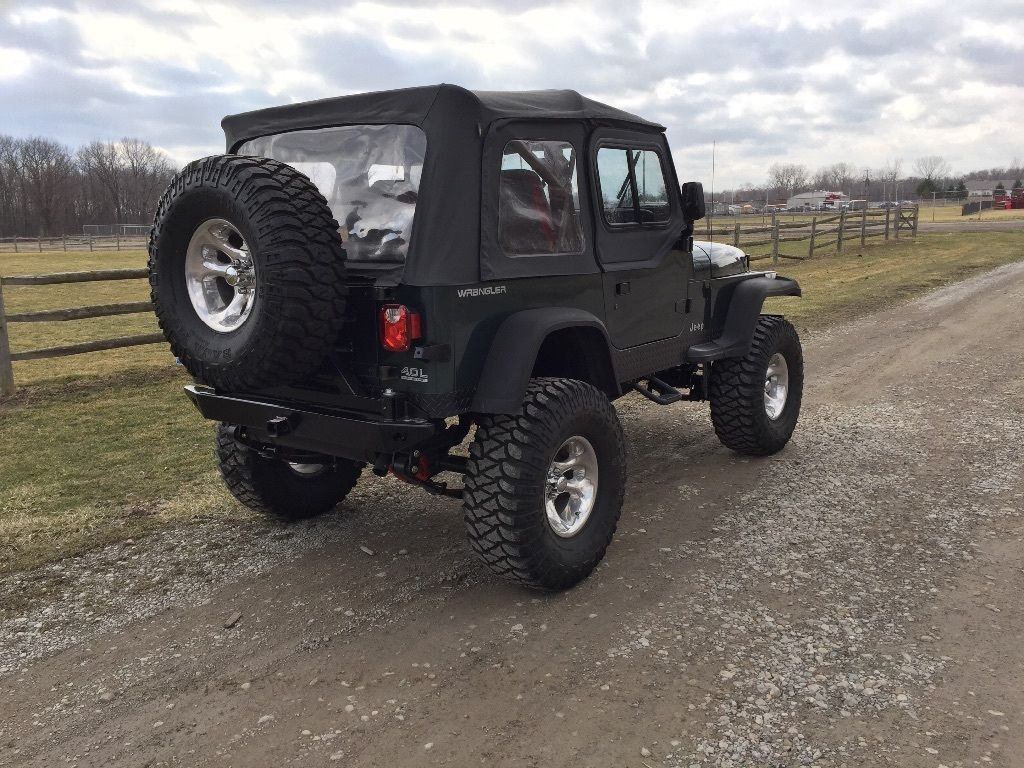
222, 85, 662, 149
221, 85, 669, 286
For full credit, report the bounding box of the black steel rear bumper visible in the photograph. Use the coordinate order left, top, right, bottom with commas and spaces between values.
185, 385, 437, 462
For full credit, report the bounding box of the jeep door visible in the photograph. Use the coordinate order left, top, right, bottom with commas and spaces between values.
589, 129, 688, 348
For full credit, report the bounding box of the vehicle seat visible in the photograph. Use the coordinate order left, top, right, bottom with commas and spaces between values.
499, 169, 556, 254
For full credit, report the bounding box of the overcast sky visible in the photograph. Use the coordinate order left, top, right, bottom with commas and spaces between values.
1, 0, 1022, 188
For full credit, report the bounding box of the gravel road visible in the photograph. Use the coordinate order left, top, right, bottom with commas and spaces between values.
2, 262, 1023, 768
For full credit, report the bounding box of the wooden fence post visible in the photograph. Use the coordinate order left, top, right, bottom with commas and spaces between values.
0, 278, 14, 397
912, 205, 920, 237
116, 229, 121, 251
37, 236, 42, 253
733, 223, 740, 247
884, 208, 891, 241
895, 203, 901, 240
837, 209, 846, 254
89, 235, 93, 252
771, 212, 780, 265
860, 206, 867, 247
808, 216, 817, 258
13, 238, 17, 253
62, 234, 67, 252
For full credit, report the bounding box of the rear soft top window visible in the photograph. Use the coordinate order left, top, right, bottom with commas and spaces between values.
238, 124, 426, 265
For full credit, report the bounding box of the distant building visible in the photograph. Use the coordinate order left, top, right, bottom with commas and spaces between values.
786, 190, 849, 209
964, 180, 1018, 198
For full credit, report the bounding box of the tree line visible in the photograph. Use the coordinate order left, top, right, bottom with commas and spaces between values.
0, 135, 177, 238
718, 156, 1024, 206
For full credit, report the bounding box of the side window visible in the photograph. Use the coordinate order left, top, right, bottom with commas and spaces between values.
499, 140, 584, 255
596, 147, 671, 225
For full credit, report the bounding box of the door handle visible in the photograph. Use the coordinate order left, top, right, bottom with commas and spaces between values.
615, 281, 631, 296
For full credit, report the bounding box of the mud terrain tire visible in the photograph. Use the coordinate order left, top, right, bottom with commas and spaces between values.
215, 424, 362, 521
149, 155, 347, 391
463, 378, 627, 591
709, 315, 803, 455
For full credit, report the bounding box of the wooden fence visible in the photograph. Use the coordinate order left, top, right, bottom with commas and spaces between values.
703, 204, 919, 264
0, 269, 161, 396
0, 234, 149, 253
0, 204, 921, 397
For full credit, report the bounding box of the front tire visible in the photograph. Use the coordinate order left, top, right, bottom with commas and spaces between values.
709, 315, 803, 455
463, 378, 626, 591
215, 424, 362, 521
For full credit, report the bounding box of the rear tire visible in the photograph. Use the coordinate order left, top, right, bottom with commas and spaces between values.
463, 378, 626, 591
216, 424, 362, 521
709, 315, 803, 455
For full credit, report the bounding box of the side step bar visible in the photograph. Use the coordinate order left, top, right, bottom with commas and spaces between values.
631, 376, 685, 405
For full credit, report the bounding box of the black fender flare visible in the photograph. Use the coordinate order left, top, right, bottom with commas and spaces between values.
687, 276, 801, 362
471, 308, 616, 415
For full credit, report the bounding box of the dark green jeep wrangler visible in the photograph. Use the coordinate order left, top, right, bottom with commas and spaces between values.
149, 85, 803, 590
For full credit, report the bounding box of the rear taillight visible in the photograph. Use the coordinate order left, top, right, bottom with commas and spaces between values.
379, 304, 422, 352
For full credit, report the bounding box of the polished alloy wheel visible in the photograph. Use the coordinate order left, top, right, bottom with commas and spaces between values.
763, 352, 789, 420
545, 435, 599, 538
184, 218, 257, 333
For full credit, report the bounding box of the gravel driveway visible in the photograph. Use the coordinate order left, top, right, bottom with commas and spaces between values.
2, 262, 1023, 768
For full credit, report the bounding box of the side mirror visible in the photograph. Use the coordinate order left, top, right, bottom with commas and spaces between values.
681, 181, 706, 221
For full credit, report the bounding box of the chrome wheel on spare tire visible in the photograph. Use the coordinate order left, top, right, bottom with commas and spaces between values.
184, 218, 257, 333
148, 154, 348, 392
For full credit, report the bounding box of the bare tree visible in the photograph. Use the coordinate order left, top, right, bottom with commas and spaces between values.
0, 135, 175, 237
78, 140, 126, 225
876, 159, 904, 202
878, 159, 903, 184
767, 163, 810, 197
813, 162, 857, 192
0, 135, 21, 237
119, 137, 175, 223
18, 137, 75, 235
913, 156, 950, 182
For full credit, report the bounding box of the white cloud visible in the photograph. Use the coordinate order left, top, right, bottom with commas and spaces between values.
0, 46, 31, 79
0, 0, 1022, 185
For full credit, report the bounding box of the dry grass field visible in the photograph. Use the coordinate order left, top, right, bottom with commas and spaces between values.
1, 231, 1023, 574
921, 203, 1024, 223
706, 204, 1024, 230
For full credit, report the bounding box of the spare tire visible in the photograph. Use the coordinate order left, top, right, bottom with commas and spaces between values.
148, 154, 347, 391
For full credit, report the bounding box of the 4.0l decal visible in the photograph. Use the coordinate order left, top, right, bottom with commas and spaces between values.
401, 366, 428, 383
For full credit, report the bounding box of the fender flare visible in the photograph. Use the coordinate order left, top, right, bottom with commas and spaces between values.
687, 276, 801, 362
471, 308, 616, 415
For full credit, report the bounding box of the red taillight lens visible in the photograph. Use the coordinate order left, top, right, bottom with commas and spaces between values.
379, 304, 421, 352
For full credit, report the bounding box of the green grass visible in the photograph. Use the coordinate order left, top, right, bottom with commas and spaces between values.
0, 368, 240, 575
1, 249, 169, 386
764, 231, 1024, 327
1, 233, 1023, 574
